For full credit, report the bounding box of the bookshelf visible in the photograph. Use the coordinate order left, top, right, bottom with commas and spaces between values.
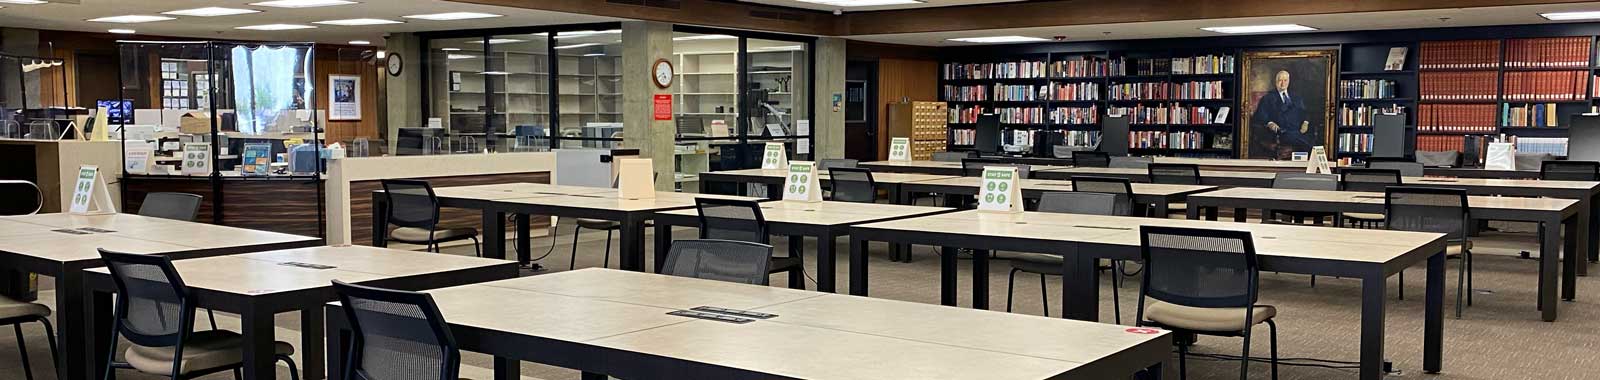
442, 50, 622, 137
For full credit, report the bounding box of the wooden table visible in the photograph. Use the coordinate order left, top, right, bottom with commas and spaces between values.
1185, 187, 1582, 322
653, 200, 954, 292
375, 183, 762, 272
0, 213, 319, 380
698, 168, 958, 203
325, 268, 1172, 380
1423, 167, 1542, 179
1033, 166, 1278, 187
895, 176, 1216, 217
857, 160, 969, 176
847, 210, 1448, 380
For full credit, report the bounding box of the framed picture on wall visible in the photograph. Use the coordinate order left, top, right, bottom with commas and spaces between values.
1239, 49, 1338, 160
329, 74, 361, 121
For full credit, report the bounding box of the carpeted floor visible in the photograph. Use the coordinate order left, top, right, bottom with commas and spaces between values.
2, 218, 1597, 380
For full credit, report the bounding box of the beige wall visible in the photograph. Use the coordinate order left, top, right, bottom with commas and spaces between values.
813, 37, 847, 160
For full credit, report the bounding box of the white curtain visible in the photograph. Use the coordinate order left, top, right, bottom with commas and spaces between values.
231, 46, 310, 135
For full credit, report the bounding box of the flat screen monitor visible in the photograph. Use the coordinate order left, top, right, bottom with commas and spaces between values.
975, 113, 1001, 155
96, 99, 133, 124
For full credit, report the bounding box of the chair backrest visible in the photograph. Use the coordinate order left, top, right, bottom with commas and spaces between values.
1108, 156, 1153, 169
827, 167, 876, 203
1068, 176, 1135, 216
1053, 145, 1092, 159
1517, 152, 1556, 171
1147, 163, 1201, 185
137, 192, 203, 222
1340, 168, 1402, 192
1542, 161, 1600, 181
99, 249, 192, 349
661, 239, 775, 285
931, 151, 974, 162
0, 180, 42, 216
333, 280, 460, 380
1072, 151, 1110, 167
381, 179, 440, 229
694, 198, 769, 244
817, 158, 859, 170
1384, 186, 1470, 241
1037, 192, 1124, 216
962, 158, 1030, 178
1272, 172, 1338, 191
1415, 151, 1460, 167
1138, 226, 1259, 310
1366, 160, 1424, 177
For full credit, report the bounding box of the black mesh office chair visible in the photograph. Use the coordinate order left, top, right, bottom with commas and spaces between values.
1367, 160, 1424, 177
1072, 151, 1111, 168
1340, 169, 1402, 228
1069, 176, 1137, 216
962, 158, 1031, 178
570, 173, 660, 270
1, 293, 55, 380
1148, 163, 1201, 185
1109, 156, 1153, 169
1542, 161, 1600, 181
1268, 173, 1339, 225
0, 180, 43, 216
381, 179, 481, 256
1385, 186, 1472, 317
695, 198, 804, 289
931, 151, 975, 162
331, 280, 460, 380
1136, 226, 1278, 380
817, 158, 859, 170
99, 249, 299, 380
1007, 192, 1129, 321
138, 192, 203, 222
828, 167, 877, 203
662, 239, 776, 285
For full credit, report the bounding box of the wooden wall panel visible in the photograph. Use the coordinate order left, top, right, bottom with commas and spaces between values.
315, 49, 381, 145
122, 178, 326, 238
874, 58, 938, 160
350, 172, 552, 246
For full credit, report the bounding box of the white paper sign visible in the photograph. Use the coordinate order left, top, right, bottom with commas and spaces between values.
889, 137, 912, 161
69, 165, 116, 215
978, 167, 1023, 213
1305, 146, 1332, 174
783, 161, 822, 202
427, 118, 443, 129
618, 158, 656, 199
181, 142, 211, 175
797, 120, 811, 153
761, 142, 788, 169
1485, 142, 1517, 170
123, 143, 153, 175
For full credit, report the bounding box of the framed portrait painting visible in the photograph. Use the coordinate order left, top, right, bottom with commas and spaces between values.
1240, 50, 1337, 160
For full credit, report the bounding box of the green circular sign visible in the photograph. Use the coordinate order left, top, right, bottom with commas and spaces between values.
984, 194, 995, 203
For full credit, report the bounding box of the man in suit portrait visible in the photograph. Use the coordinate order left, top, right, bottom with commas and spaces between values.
1249, 70, 1314, 159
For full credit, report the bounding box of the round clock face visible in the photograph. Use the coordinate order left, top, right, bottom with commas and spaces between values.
652, 59, 673, 88
387, 53, 403, 76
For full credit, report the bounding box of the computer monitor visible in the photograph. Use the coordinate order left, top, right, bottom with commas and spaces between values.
96, 99, 133, 124
974, 113, 1001, 155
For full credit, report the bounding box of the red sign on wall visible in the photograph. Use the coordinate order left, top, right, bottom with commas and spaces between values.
653, 94, 673, 121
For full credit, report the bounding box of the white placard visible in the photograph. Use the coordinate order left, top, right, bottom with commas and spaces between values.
978, 166, 1023, 213
617, 158, 656, 199
123, 142, 153, 175
1305, 146, 1332, 174
761, 142, 788, 169
709, 120, 729, 138
69, 165, 116, 215
427, 117, 443, 129
766, 123, 786, 137
329, 75, 362, 121
181, 142, 211, 175
782, 161, 822, 202
1485, 142, 1517, 170
888, 137, 912, 161
797, 120, 811, 153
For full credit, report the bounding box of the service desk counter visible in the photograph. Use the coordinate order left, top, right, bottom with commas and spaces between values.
324, 151, 557, 245
0, 138, 123, 212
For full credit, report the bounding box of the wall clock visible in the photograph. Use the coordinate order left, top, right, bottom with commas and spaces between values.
652, 58, 674, 89
386, 53, 403, 77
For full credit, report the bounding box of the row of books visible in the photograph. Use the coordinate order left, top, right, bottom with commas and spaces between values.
1511, 136, 1569, 156
942, 60, 1048, 80
1418, 104, 1497, 133
1108, 104, 1229, 125
1050, 106, 1099, 125
952, 128, 978, 145
1339, 79, 1399, 100
1107, 81, 1227, 100
1336, 133, 1374, 153
1417, 134, 1476, 155
1504, 37, 1592, 68
942, 82, 1105, 101
1003, 129, 1040, 147
948, 104, 985, 124
1503, 71, 1588, 101
1048, 82, 1102, 101
1061, 130, 1101, 147
994, 84, 1042, 101
950, 129, 1105, 147
1338, 104, 1407, 127
1419, 71, 1498, 101
1419, 40, 1501, 70
1053, 56, 1111, 78
996, 106, 1045, 124
942, 85, 988, 102
1108, 55, 1236, 76
1502, 103, 1561, 128
1130, 131, 1209, 149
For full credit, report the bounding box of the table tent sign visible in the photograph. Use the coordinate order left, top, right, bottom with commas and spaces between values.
618, 158, 656, 199
181, 142, 212, 175
783, 161, 823, 203
888, 137, 912, 161
1305, 146, 1332, 174
69, 165, 117, 215
1485, 142, 1517, 170
761, 142, 788, 170
978, 166, 1023, 213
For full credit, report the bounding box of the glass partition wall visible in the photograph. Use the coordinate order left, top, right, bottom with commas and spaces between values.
671, 26, 815, 179
0, 53, 70, 139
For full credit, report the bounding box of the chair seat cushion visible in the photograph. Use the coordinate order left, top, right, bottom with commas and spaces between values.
1144, 301, 1276, 332
125, 330, 294, 375
0, 295, 49, 320
1343, 212, 1385, 221
575, 218, 622, 230
1010, 253, 1064, 275
390, 227, 479, 243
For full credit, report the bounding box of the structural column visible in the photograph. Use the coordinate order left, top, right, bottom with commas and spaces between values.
622, 21, 677, 190
812, 37, 847, 160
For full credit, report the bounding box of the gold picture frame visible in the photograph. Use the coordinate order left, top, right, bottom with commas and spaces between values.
1239, 49, 1338, 160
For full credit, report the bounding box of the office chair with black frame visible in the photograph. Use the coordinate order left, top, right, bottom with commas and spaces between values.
137, 192, 203, 222
1541, 160, 1600, 181
0, 291, 55, 380
661, 239, 776, 285
1339, 168, 1403, 228
694, 198, 805, 289
1136, 226, 1279, 380
1005, 192, 1130, 322
1072, 151, 1111, 168
828, 167, 877, 203
331, 280, 461, 380
1146, 163, 1201, 217
380, 179, 482, 257
1385, 186, 1473, 316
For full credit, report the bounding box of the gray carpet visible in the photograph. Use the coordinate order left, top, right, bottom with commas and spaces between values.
2, 218, 1597, 380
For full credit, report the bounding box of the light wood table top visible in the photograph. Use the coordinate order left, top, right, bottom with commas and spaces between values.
858, 160, 965, 169
705, 168, 960, 185
86, 245, 511, 296
1153, 157, 1330, 170
491, 191, 763, 212
1042, 166, 1279, 180
427, 269, 1168, 380
432, 182, 617, 199
909, 176, 1216, 197
1403, 176, 1600, 191
657, 200, 953, 227
1195, 187, 1579, 213
0, 213, 318, 264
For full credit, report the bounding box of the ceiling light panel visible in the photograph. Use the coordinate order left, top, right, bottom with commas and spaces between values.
314, 18, 402, 26
0, 0, 47, 4
88, 15, 176, 23
1540, 11, 1600, 21
235, 24, 317, 30
162, 7, 260, 17
107, 29, 137, 34
403, 12, 502, 21
946, 36, 1048, 43
1200, 24, 1317, 34
249, 0, 356, 8
793, 0, 923, 6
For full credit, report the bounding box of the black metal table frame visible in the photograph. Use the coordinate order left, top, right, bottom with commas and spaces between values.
894, 180, 1211, 220
697, 172, 928, 261
373, 192, 667, 272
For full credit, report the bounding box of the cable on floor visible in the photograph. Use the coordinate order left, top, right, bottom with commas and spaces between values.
507, 215, 558, 265
1182, 351, 1362, 370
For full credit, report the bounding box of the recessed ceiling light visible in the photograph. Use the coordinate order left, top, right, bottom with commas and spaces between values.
87, 15, 176, 23
349, 40, 370, 45
674, 34, 736, 41
314, 18, 402, 26
107, 29, 136, 34
486, 38, 523, 44
447, 54, 475, 60
402, 12, 501, 21
376, 50, 386, 59
249, 0, 355, 8
235, 24, 316, 30
554, 43, 602, 50
0, 0, 47, 4
1200, 24, 1317, 34
440, 47, 461, 51
794, 0, 922, 6
946, 36, 1048, 43
583, 53, 606, 57
480, 71, 510, 75
1540, 11, 1600, 21
162, 7, 259, 17
757, 45, 804, 51
556, 30, 620, 39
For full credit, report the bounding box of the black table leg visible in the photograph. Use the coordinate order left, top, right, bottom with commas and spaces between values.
515, 214, 530, 265
849, 236, 870, 296
940, 246, 957, 306
618, 213, 647, 272
324, 305, 349, 380
1590, 193, 1600, 265
1185, 203, 1200, 220
77, 270, 111, 380
817, 232, 838, 293
1541, 217, 1560, 321
1359, 272, 1388, 380
653, 222, 672, 274
1563, 215, 1578, 301
240, 305, 276, 379
580, 372, 605, 380
891, 184, 911, 262
1233, 207, 1247, 223
1137, 362, 1163, 380
972, 249, 990, 310
371, 193, 388, 247
302, 308, 325, 380
497, 357, 522, 380
482, 210, 506, 260
1425, 249, 1444, 374
1062, 246, 1098, 321
788, 235, 806, 290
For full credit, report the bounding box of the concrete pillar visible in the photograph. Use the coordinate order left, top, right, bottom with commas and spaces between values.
383, 33, 424, 154
812, 37, 846, 160
621, 21, 676, 190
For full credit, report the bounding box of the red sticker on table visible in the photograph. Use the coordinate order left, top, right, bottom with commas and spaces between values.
1125, 327, 1162, 334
